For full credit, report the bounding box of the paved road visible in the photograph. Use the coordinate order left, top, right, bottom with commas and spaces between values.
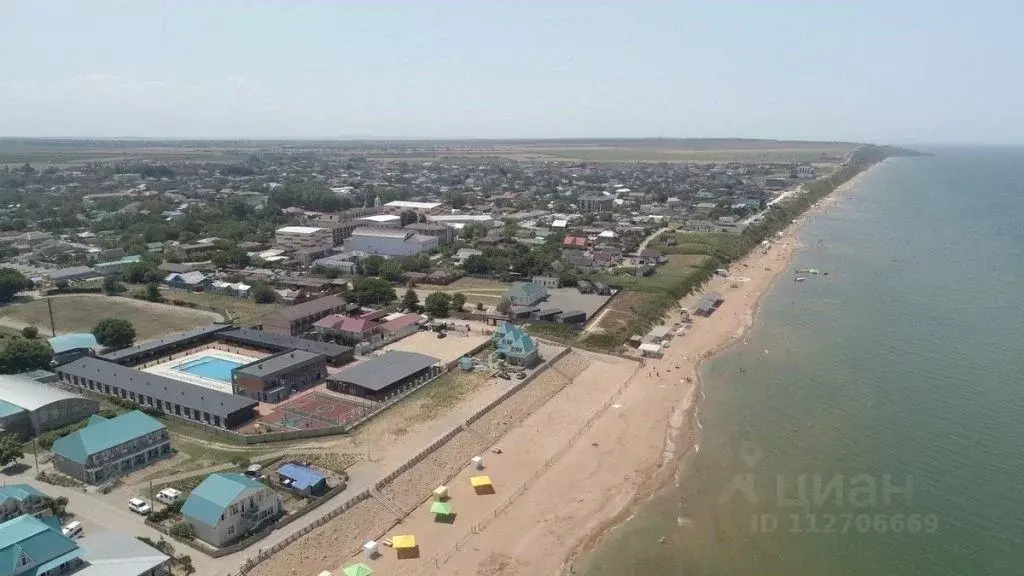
638, 226, 671, 251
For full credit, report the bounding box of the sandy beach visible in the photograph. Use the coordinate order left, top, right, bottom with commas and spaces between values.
249, 164, 879, 576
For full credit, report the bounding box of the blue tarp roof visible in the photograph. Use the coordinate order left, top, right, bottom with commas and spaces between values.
47, 333, 98, 355
277, 463, 326, 491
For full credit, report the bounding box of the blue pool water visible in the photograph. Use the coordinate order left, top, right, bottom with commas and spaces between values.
174, 356, 244, 382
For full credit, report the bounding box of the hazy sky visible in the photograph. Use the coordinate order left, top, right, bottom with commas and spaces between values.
1, 1, 1020, 143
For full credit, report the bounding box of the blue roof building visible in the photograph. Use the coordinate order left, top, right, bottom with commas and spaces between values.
0, 514, 83, 576
503, 282, 548, 307
183, 473, 282, 548
50, 411, 171, 485
493, 322, 541, 368
47, 334, 98, 367
0, 486, 50, 524
276, 463, 327, 495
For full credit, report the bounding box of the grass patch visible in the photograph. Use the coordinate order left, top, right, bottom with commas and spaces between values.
156, 289, 281, 327
447, 277, 513, 292
0, 295, 217, 340
400, 369, 489, 424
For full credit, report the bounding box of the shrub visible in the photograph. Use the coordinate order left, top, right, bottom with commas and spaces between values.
169, 521, 194, 540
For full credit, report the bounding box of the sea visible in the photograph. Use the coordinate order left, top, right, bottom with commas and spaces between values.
581, 148, 1024, 576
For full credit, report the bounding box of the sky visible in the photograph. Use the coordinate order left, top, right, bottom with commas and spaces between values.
0, 0, 1021, 143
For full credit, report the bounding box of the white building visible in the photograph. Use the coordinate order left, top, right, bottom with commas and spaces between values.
427, 214, 497, 228
384, 200, 443, 213
357, 214, 402, 228
343, 227, 439, 257
182, 472, 282, 547
274, 226, 333, 251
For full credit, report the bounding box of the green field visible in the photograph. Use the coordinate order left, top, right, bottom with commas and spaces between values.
156, 288, 281, 327
0, 294, 222, 340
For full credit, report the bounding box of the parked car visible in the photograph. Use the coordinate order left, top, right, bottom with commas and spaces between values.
128, 498, 152, 515
156, 487, 182, 505
61, 521, 84, 539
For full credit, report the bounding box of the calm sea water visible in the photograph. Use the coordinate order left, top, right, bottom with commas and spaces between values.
582, 149, 1024, 576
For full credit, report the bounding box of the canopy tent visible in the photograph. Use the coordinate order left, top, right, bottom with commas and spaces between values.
470, 475, 492, 488
392, 534, 417, 550
430, 501, 454, 515
343, 564, 374, 576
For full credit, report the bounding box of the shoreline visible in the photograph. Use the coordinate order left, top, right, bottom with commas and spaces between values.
561, 158, 885, 572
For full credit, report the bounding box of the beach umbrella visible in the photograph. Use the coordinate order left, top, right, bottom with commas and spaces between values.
343, 564, 374, 576
430, 500, 454, 515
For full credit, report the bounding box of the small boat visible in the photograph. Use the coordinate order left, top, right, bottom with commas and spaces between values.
794, 277, 806, 282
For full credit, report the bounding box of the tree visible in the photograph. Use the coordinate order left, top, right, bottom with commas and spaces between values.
0, 337, 53, 373
349, 277, 397, 305
496, 297, 512, 315
461, 222, 487, 241
462, 254, 490, 275
92, 318, 136, 350
211, 246, 251, 269
43, 496, 69, 518
399, 210, 418, 226
20, 326, 38, 339
103, 275, 123, 294
144, 282, 162, 302
402, 288, 420, 311
0, 268, 32, 303
451, 292, 466, 311
0, 433, 24, 468
424, 292, 452, 317
360, 255, 385, 277
378, 259, 403, 282
250, 284, 276, 304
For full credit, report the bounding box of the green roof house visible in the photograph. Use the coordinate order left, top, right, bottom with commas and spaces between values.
493, 322, 540, 367
0, 486, 50, 524
503, 282, 548, 306
50, 410, 170, 485
0, 514, 83, 576
182, 473, 282, 548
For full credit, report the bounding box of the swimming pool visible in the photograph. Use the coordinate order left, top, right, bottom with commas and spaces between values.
174, 356, 244, 382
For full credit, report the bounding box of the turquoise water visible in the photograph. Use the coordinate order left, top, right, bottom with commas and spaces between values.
582, 149, 1024, 575
175, 356, 243, 382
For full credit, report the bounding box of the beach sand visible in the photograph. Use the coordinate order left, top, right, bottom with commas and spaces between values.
268, 165, 877, 576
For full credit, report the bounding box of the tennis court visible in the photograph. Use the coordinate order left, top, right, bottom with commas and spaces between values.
264, 391, 371, 430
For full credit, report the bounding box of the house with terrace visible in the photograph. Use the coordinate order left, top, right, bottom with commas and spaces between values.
182, 473, 282, 548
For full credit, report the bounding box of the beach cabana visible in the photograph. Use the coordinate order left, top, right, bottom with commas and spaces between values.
471, 475, 494, 494
430, 500, 454, 516
343, 564, 374, 576
392, 534, 419, 559
433, 485, 448, 501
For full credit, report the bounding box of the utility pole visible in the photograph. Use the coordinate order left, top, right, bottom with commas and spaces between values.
149, 480, 154, 506
47, 297, 56, 336
31, 438, 38, 472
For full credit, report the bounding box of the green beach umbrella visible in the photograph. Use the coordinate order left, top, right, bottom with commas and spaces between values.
343, 564, 374, 576
430, 500, 454, 515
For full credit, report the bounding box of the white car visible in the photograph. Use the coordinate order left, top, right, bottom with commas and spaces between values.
62, 521, 84, 539
156, 488, 182, 505
128, 498, 152, 515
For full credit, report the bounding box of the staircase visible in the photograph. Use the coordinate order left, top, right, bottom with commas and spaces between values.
369, 487, 404, 520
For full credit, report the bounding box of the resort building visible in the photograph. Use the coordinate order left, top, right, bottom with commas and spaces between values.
504, 282, 548, 306
342, 227, 439, 257
0, 484, 52, 523
182, 473, 283, 548
326, 351, 441, 401
259, 294, 347, 336
51, 411, 171, 485
55, 357, 258, 429
0, 374, 99, 438
274, 226, 333, 253
493, 322, 540, 367
231, 350, 327, 403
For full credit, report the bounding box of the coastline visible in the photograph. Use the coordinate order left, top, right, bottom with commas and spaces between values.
561, 159, 884, 573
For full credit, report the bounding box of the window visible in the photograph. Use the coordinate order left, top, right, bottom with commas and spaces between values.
227, 525, 235, 535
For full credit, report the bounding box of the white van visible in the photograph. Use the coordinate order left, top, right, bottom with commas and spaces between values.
62, 521, 84, 539
156, 488, 182, 505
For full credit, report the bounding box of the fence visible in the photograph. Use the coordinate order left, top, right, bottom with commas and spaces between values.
236, 489, 371, 575
234, 347, 574, 575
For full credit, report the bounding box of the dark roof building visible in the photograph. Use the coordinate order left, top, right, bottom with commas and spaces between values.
220, 327, 353, 365
55, 357, 257, 428
259, 294, 347, 336
232, 350, 327, 403
99, 324, 232, 364
326, 351, 440, 400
